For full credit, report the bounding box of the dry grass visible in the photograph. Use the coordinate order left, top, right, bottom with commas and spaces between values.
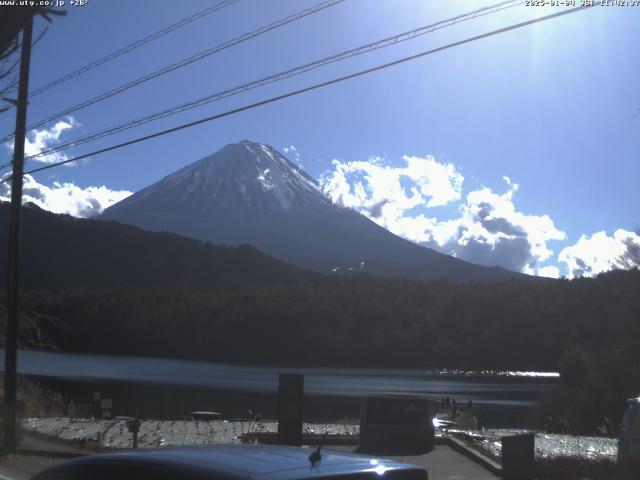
535, 456, 617, 479
0, 376, 69, 419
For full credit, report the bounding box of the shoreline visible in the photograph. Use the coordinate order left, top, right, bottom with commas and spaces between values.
32, 375, 545, 429
20, 416, 617, 461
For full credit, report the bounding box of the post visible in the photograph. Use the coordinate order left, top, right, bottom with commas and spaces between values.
129, 418, 140, 449
502, 432, 535, 480
121, 417, 140, 448
277, 374, 303, 446
3, 17, 34, 455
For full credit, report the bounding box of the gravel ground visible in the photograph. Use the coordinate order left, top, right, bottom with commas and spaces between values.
21, 417, 359, 450
21, 418, 617, 462
474, 428, 618, 460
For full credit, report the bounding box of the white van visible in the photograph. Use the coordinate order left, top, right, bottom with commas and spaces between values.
618, 397, 640, 480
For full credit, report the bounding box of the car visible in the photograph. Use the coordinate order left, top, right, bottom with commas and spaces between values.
32, 444, 429, 480
189, 411, 222, 421
432, 418, 462, 432
618, 396, 640, 480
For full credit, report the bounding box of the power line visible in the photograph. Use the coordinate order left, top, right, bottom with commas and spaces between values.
1, 1, 596, 183
1, 0, 346, 144
28, 0, 240, 97
26, 0, 523, 162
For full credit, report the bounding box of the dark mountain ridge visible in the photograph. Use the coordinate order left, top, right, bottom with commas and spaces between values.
0, 202, 313, 290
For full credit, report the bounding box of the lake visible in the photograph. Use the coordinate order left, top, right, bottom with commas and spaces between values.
2, 349, 557, 409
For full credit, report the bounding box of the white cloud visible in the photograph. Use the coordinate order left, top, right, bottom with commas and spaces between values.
0, 117, 124, 218
538, 265, 560, 279
421, 182, 565, 274
321, 155, 467, 246
0, 174, 132, 218
283, 145, 301, 163
321, 157, 565, 274
4, 117, 79, 165
502, 175, 519, 191
322, 153, 462, 219
558, 229, 640, 278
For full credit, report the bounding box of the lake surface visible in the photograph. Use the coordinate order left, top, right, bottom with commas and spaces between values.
1, 349, 557, 407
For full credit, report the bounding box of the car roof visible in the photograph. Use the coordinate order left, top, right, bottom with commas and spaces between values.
42, 444, 425, 480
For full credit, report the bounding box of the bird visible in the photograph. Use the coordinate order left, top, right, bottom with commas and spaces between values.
308, 432, 328, 469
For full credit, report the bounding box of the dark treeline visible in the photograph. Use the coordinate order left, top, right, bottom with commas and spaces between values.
20, 271, 639, 371
2, 203, 639, 432
16, 269, 640, 433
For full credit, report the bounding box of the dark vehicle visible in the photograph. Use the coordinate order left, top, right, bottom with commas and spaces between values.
32, 444, 429, 480
190, 411, 222, 420
618, 397, 640, 480
359, 397, 434, 454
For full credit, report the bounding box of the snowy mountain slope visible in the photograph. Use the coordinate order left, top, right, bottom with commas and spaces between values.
99, 140, 523, 282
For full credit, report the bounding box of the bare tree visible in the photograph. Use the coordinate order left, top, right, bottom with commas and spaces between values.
0, 304, 72, 350
0, 6, 65, 113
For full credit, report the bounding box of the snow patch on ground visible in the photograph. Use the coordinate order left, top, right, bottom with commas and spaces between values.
22, 418, 617, 461
475, 429, 618, 460
21, 417, 359, 450
257, 168, 274, 190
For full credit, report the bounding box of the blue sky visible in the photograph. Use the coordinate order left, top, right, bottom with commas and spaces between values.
1, 0, 639, 278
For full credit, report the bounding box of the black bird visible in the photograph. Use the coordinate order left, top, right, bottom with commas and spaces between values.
308, 432, 328, 469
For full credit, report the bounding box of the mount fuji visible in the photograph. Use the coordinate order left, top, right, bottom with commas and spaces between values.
99, 140, 522, 282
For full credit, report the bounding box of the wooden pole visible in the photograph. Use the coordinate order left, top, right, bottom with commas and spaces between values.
4, 17, 33, 455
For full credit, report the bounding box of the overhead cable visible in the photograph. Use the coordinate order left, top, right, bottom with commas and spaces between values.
1, 1, 597, 182
29, 0, 240, 97
1, 0, 346, 144
27, 0, 523, 161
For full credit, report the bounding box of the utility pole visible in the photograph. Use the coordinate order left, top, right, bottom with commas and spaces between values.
4, 17, 33, 455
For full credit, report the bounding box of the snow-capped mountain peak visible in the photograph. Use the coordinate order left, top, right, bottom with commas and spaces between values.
109, 140, 332, 216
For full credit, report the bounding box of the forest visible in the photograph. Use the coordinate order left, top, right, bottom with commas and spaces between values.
1, 203, 639, 433
12, 269, 640, 433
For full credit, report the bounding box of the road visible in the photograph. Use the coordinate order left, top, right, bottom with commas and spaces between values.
392, 446, 499, 480
0, 456, 60, 480
0, 431, 91, 480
